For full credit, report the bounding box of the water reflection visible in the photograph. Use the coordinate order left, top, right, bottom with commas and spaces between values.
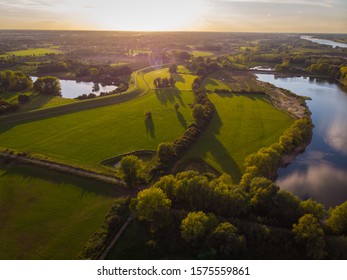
301, 35, 347, 49
277, 163, 347, 207
325, 117, 347, 156
256, 74, 347, 206
31, 76, 117, 99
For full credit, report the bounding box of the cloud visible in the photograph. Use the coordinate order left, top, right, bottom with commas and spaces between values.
277, 163, 347, 207
211, 0, 333, 7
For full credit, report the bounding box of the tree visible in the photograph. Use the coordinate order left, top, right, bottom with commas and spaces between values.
157, 142, 175, 165
300, 199, 327, 220
208, 222, 245, 259
326, 201, 347, 234
17, 94, 30, 104
169, 64, 178, 73
249, 177, 279, 215
181, 211, 217, 246
117, 155, 143, 188
33, 76, 61, 96
192, 104, 206, 122
292, 214, 326, 259
130, 187, 171, 231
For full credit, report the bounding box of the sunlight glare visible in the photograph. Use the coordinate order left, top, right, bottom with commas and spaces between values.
96, 0, 208, 31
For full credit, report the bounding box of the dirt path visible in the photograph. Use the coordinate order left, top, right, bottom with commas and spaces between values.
0, 151, 126, 186
97, 216, 134, 260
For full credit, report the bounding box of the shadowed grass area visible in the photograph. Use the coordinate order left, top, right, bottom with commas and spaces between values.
182, 93, 294, 181
0, 163, 125, 259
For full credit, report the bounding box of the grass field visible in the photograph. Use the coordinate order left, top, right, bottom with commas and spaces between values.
182, 92, 294, 181
191, 50, 214, 57
0, 163, 124, 259
202, 71, 263, 92
0, 91, 76, 110
143, 66, 197, 91
1, 48, 62, 57
0, 89, 194, 167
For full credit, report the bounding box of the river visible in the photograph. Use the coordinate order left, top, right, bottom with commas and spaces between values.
256, 74, 347, 207
31, 77, 117, 99
301, 35, 347, 49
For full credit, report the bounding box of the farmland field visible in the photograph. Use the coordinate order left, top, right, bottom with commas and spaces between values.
182, 92, 294, 181
1, 48, 62, 57
0, 163, 124, 259
0, 89, 194, 167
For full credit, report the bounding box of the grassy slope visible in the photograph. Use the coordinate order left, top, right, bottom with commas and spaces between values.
182, 92, 294, 182
0, 91, 76, 110
0, 90, 194, 167
0, 163, 123, 259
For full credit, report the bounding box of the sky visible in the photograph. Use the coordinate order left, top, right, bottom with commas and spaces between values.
0, 0, 346, 33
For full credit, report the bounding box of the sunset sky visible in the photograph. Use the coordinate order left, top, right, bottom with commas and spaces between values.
0, 0, 346, 33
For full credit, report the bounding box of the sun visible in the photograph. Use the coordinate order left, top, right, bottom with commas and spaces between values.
96, 0, 208, 31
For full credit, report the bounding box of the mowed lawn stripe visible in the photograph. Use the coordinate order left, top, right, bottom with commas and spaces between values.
183, 93, 294, 181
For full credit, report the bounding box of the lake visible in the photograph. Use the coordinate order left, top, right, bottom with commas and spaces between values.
256, 74, 347, 207
31, 77, 118, 99
301, 35, 347, 49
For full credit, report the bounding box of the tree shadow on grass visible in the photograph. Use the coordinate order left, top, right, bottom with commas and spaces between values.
172, 73, 185, 83
190, 110, 242, 181
154, 88, 185, 107
145, 118, 155, 139
176, 110, 187, 128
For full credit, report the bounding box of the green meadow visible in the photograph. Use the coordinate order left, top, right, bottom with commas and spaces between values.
0, 163, 124, 259
182, 92, 294, 181
191, 50, 214, 57
2, 48, 62, 57
0, 89, 194, 167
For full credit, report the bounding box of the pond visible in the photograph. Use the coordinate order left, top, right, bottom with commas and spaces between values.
256, 74, 347, 207
301, 35, 347, 49
31, 76, 118, 99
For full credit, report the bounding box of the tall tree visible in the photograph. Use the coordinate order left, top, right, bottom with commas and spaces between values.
292, 214, 326, 259
130, 187, 171, 231
117, 155, 143, 188
326, 201, 347, 234
181, 211, 217, 246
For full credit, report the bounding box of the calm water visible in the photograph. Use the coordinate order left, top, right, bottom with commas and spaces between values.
301, 35, 347, 49
31, 77, 117, 99
256, 74, 347, 207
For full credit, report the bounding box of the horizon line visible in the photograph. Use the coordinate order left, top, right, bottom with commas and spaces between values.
1, 29, 346, 35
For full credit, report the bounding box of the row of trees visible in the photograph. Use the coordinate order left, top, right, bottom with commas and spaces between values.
152, 89, 215, 175
244, 117, 313, 179
153, 77, 176, 88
